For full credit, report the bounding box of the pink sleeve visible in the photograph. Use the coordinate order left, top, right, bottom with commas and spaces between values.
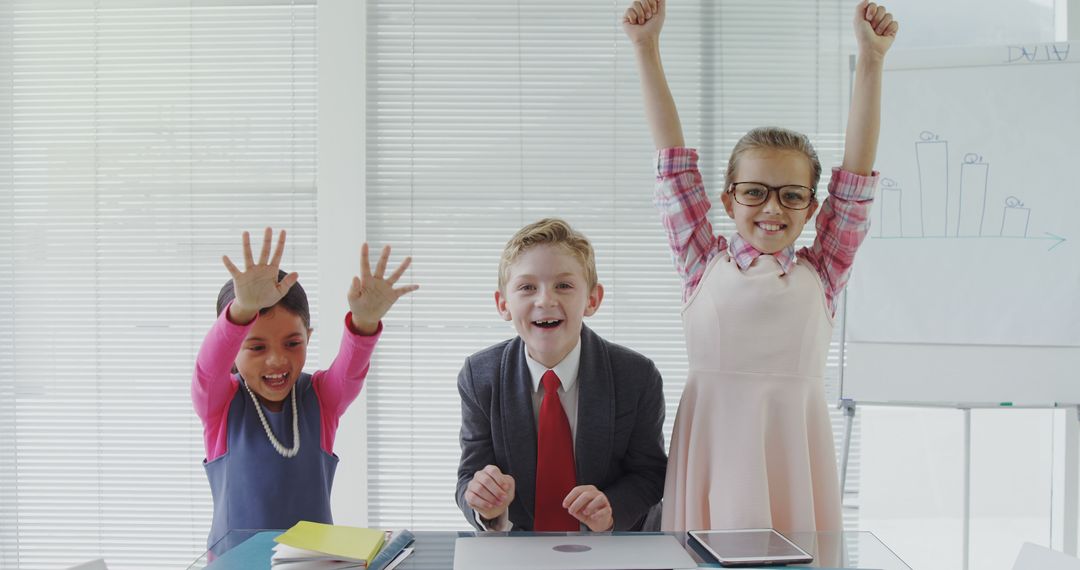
654, 147, 728, 302
191, 305, 252, 462
799, 167, 878, 314
312, 314, 382, 455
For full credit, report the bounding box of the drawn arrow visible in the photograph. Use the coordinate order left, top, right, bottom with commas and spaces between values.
873, 233, 1066, 251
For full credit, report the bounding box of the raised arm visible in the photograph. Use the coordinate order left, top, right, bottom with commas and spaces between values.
194, 228, 297, 459
625, 0, 725, 300
314, 243, 418, 450
802, 2, 898, 313
842, 1, 898, 175
624, 0, 684, 150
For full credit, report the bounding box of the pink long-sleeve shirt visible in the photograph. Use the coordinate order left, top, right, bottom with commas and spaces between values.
191, 308, 381, 462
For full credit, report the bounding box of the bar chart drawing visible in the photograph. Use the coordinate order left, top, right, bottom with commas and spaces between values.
915, 131, 948, 237
876, 178, 903, 237
956, 153, 989, 237
871, 129, 1065, 250
847, 42, 1080, 369
1001, 196, 1031, 237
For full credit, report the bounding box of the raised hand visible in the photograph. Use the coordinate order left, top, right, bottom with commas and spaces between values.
222, 228, 299, 324
348, 243, 419, 335
622, 0, 664, 46
854, 1, 898, 60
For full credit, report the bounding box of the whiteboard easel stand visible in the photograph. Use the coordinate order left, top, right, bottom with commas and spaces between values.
840, 40, 1080, 567
1065, 406, 1079, 556
838, 398, 1079, 569
963, 407, 971, 570
838, 400, 979, 567
838, 287, 1080, 568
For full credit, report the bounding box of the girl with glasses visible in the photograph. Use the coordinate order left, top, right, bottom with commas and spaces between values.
624, 0, 898, 533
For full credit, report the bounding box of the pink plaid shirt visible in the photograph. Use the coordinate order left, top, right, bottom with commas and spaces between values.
654, 147, 878, 314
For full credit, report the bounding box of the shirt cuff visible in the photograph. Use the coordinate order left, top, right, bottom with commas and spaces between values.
828, 167, 878, 201
344, 313, 384, 338
222, 300, 259, 329
655, 147, 699, 178
474, 509, 513, 532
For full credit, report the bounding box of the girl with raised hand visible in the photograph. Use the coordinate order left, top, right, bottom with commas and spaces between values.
624, 0, 898, 532
192, 228, 417, 546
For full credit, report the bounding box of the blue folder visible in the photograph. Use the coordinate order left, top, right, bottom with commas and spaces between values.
204, 531, 280, 569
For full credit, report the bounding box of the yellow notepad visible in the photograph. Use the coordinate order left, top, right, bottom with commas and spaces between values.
274, 521, 386, 563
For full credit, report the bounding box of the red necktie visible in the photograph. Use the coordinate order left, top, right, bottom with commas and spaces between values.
534, 370, 579, 531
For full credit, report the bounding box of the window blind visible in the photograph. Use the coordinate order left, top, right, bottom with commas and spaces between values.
364, 0, 859, 530
0, 1, 318, 568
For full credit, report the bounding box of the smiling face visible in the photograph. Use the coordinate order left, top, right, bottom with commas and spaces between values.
234, 305, 311, 411
722, 148, 819, 254
495, 244, 604, 369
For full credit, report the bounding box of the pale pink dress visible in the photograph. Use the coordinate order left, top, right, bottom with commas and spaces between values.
655, 147, 876, 533
662, 252, 842, 533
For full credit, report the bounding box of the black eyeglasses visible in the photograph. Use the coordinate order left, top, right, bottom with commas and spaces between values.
728, 182, 816, 210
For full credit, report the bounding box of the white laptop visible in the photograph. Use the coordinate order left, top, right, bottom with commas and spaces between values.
453, 535, 698, 570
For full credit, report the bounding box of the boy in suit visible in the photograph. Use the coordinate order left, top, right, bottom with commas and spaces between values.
456, 218, 667, 532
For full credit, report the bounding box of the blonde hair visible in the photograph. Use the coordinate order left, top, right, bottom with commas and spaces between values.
499, 218, 598, 292
725, 126, 823, 191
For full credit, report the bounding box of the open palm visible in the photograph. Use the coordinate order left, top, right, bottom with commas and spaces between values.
348, 243, 419, 334
222, 228, 299, 319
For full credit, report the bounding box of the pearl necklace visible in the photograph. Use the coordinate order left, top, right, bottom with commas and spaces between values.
242, 380, 300, 458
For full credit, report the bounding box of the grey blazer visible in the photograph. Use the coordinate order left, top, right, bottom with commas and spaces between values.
455, 325, 667, 531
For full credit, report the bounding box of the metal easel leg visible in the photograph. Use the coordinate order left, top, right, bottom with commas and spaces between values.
840, 399, 856, 497
1065, 406, 1079, 556
963, 408, 971, 570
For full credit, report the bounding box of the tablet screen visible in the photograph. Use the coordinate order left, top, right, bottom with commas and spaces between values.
690, 529, 811, 562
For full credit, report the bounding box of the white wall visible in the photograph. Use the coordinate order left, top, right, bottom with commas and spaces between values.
318, 0, 370, 526
888, 0, 1055, 49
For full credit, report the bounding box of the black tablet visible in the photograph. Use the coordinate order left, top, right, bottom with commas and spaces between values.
688, 529, 813, 567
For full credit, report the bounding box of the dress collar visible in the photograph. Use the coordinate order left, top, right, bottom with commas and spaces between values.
729, 233, 797, 274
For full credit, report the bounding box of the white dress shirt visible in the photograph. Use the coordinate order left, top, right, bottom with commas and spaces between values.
477, 340, 582, 531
